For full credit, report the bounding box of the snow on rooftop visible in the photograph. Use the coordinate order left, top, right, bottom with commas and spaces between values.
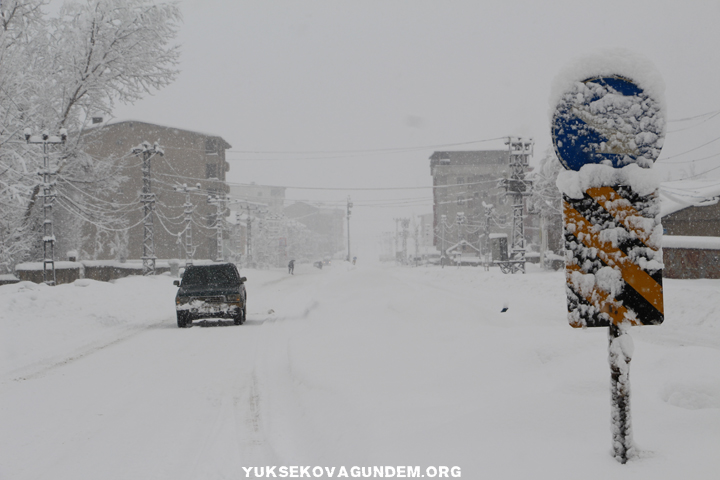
659, 179, 720, 217
82, 118, 230, 144
663, 235, 720, 250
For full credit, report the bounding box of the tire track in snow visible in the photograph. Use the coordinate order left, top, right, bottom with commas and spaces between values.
5, 320, 169, 384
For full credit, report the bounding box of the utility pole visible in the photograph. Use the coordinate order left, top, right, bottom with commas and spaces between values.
501, 136, 533, 274
234, 211, 243, 266
456, 211, 466, 268
24, 128, 67, 285
246, 207, 253, 266
227, 200, 267, 268
482, 202, 494, 271
413, 217, 420, 266
393, 217, 400, 263
346, 196, 353, 261
174, 183, 200, 267
131, 141, 163, 276
456, 211, 466, 244
440, 214, 447, 267
208, 193, 226, 262
401, 218, 409, 264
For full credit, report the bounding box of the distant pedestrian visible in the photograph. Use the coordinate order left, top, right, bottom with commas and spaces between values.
352, 256, 357, 265
288, 259, 295, 275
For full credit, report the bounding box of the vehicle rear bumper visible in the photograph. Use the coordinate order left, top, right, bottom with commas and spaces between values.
177, 301, 242, 319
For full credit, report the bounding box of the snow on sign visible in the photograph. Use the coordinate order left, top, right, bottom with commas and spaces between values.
552, 53, 667, 464
552, 73, 665, 328
551, 75, 664, 171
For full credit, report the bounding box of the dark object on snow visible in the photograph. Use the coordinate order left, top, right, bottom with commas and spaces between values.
313, 261, 323, 269
500, 307, 509, 313
173, 263, 247, 328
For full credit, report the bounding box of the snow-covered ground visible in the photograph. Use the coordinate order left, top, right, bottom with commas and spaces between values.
1, 262, 718, 479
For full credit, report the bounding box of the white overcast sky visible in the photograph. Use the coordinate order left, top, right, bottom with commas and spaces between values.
100, 0, 720, 256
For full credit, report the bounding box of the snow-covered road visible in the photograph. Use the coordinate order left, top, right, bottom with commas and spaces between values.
1, 263, 719, 479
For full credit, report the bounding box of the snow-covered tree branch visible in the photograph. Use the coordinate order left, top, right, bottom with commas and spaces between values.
0, 0, 181, 273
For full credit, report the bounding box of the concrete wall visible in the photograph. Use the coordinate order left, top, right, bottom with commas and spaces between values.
663, 248, 720, 279
14, 260, 176, 285
663, 202, 720, 237
15, 262, 84, 285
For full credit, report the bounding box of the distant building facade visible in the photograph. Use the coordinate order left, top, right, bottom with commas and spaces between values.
228, 183, 286, 214
284, 202, 344, 259
660, 180, 720, 278
74, 120, 231, 261
429, 150, 512, 255
418, 213, 435, 249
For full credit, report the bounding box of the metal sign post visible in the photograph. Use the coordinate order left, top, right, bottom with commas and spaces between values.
552, 74, 665, 464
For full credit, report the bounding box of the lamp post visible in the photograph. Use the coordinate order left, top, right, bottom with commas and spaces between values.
25, 128, 67, 285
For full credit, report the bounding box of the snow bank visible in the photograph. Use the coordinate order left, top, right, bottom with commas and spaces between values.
0, 276, 178, 380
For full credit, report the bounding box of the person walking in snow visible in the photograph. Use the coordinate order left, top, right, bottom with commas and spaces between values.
288, 259, 295, 275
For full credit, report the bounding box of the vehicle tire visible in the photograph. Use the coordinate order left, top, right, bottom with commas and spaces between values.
177, 311, 190, 328
234, 304, 246, 325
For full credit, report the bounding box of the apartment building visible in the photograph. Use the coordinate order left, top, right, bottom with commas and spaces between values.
429, 150, 512, 254
74, 120, 232, 261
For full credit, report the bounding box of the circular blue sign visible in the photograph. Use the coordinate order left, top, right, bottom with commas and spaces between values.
551, 75, 664, 171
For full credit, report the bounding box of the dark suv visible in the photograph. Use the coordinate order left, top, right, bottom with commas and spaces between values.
173, 263, 247, 328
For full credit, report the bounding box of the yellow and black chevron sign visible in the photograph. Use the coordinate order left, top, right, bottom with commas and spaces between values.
562, 185, 664, 328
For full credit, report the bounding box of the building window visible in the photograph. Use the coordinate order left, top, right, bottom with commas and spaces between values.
206, 163, 218, 179
457, 177, 465, 186
457, 195, 464, 205
205, 138, 217, 153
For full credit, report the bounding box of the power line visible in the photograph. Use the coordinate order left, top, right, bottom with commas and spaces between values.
674, 162, 720, 181
668, 108, 720, 123
655, 151, 720, 165
226, 136, 507, 156
657, 135, 720, 161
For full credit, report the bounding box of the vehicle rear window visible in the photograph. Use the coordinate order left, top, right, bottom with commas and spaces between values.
182, 266, 238, 286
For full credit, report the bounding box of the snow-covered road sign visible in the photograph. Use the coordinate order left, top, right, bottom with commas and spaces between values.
563, 185, 663, 327
553, 75, 665, 328
552, 75, 664, 171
